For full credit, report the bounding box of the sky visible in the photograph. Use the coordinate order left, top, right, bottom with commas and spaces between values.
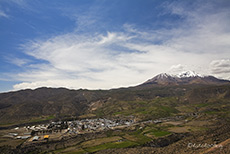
0, 0, 230, 92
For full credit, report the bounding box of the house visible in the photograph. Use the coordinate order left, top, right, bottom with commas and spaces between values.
16, 136, 22, 139
9, 133, 18, 137
32, 136, 39, 141
24, 132, 31, 135
153, 120, 162, 124
44, 135, 49, 140
21, 136, 31, 139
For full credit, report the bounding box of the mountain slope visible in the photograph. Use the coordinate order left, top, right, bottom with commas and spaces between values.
0, 87, 108, 124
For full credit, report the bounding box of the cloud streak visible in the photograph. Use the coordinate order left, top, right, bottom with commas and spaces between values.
210, 59, 230, 79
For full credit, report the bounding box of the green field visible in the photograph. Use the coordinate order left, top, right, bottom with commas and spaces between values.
85, 141, 138, 153
94, 97, 179, 120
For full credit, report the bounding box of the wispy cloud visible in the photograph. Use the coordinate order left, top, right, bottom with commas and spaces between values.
5, 56, 30, 67
0, 10, 9, 18
4, 0, 30, 9
7, 0, 230, 90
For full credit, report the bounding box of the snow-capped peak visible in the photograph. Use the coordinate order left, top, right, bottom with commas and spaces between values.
176, 71, 203, 78
155, 73, 172, 79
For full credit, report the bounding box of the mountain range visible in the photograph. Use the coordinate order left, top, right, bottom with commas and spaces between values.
0, 71, 229, 125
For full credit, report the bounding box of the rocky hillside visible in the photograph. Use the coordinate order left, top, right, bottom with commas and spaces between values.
0, 87, 107, 124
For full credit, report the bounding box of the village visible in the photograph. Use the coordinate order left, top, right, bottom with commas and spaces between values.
3, 112, 200, 144
4, 118, 135, 143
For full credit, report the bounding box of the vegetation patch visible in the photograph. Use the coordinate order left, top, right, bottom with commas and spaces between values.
81, 136, 122, 148
123, 134, 152, 144
148, 130, 171, 137
84, 141, 138, 153
97, 98, 179, 120
79, 114, 96, 119
29, 115, 55, 123
60, 148, 86, 154
196, 103, 210, 107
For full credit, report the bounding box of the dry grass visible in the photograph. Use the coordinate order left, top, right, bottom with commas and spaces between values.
185, 121, 212, 127
164, 121, 184, 126
123, 134, 139, 142
78, 114, 96, 119
0, 138, 24, 148
168, 126, 191, 133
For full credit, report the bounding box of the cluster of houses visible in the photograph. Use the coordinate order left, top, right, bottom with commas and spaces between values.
67, 118, 133, 133
6, 114, 194, 141
6, 118, 134, 141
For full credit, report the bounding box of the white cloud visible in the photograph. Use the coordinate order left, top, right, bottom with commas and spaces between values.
210, 59, 230, 79
98, 32, 133, 45
169, 64, 186, 74
10, 1, 230, 90
0, 10, 9, 18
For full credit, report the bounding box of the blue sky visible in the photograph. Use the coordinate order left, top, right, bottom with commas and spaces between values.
0, 0, 230, 92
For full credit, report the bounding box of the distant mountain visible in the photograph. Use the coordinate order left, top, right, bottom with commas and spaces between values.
141, 71, 230, 86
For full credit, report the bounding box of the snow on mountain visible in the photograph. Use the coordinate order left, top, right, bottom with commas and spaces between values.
153, 71, 203, 79
155, 73, 172, 79
176, 71, 204, 78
